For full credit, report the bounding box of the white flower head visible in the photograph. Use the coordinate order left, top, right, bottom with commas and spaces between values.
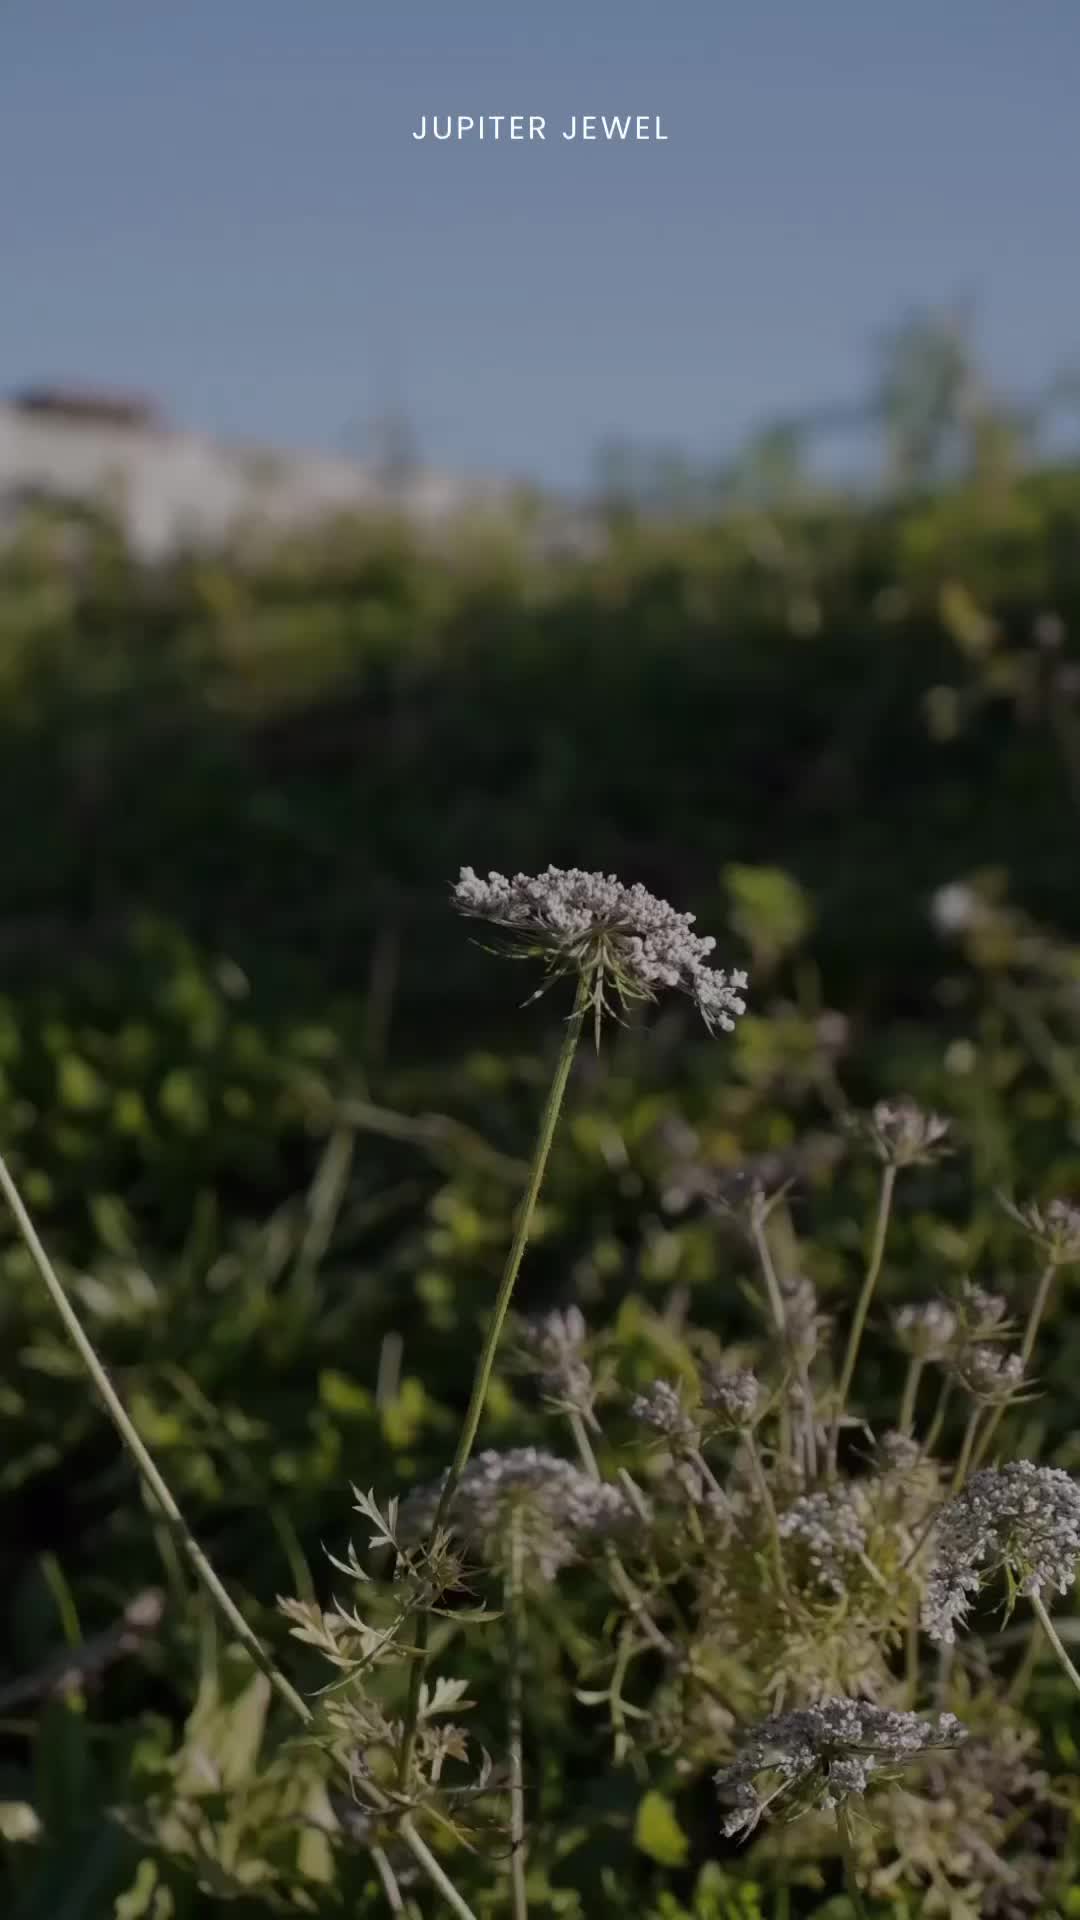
629, 1379, 700, 1450
453, 865, 748, 1038
1001, 1195, 1080, 1265
714, 1697, 965, 1837
923, 1462, 1080, 1644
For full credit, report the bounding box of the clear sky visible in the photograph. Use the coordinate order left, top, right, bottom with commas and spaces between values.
2, 3, 1077, 487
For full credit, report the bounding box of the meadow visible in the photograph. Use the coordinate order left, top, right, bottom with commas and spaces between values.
4, 429, 1080, 1916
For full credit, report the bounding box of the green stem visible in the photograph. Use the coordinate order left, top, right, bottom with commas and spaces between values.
835, 1804, 870, 1920
0, 1148, 479, 1920
922, 1374, 952, 1457
951, 1407, 981, 1493
750, 1212, 792, 1467
398, 970, 591, 1787
830, 1162, 896, 1473
898, 1355, 924, 1438
1030, 1592, 1080, 1701
507, 1510, 529, 1920
744, 1429, 789, 1598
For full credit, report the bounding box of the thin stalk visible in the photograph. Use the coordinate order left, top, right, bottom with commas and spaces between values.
835, 1805, 870, 1920
0, 1147, 480, 1920
568, 1413, 673, 1655
970, 1260, 1056, 1473
951, 1407, 981, 1493
507, 1510, 529, 1920
898, 1355, 924, 1438
922, 1374, 952, 1457
829, 1163, 896, 1473
743, 1429, 789, 1598
750, 1213, 792, 1466
1030, 1592, 1080, 1701
371, 1845, 406, 1913
1004, 1614, 1044, 1707
398, 971, 591, 1788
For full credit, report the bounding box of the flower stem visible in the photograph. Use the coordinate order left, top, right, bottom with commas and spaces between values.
0, 1147, 480, 1920
951, 1407, 981, 1493
398, 969, 591, 1787
970, 1260, 1056, 1474
835, 1805, 870, 1920
830, 1162, 896, 1473
507, 1509, 529, 1920
898, 1355, 924, 1438
1030, 1591, 1080, 1701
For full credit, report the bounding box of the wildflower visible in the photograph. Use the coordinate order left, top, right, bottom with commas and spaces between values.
1001, 1196, 1080, 1265
780, 1273, 829, 1365
399, 1447, 635, 1583
714, 1698, 965, 1838
954, 1280, 1011, 1342
517, 1306, 593, 1414
862, 1098, 951, 1169
701, 1366, 761, 1431
923, 1462, 1080, 1643
893, 1301, 958, 1362
452, 865, 748, 1035
952, 1344, 1025, 1406
778, 1488, 869, 1596
629, 1379, 699, 1450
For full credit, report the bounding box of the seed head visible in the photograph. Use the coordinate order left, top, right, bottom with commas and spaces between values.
629, 1379, 699, 1450
1001, 1196, 1080, 1265
952, 1343, 1026, 1406
923, 1462, 1080, 1643
861, 1098, 951, 1168
399, 1447, 635, 1582
517, 1306, 593, 1414
701, 1366, 761, 1431
714, 1697, 965, 1837
453, 865, 748, 1036
893, 1301, 958, 1362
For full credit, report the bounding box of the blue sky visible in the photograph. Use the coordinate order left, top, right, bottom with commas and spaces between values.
2, 3, 1077, 487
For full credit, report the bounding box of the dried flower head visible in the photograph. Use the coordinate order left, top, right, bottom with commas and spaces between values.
1001, 1196, 1080, 1265
955, 1280, 1011, 1342
952, 1344, 1026, 1407
863, 1098, 952, 1168
923, 1462, 1080, 1643
701, 1366, 761, 1431
453, 865, 748, 1036
893, 1301, 958, 1362
629, 1379, 699, 1450
516, 1306, 593, 1415
714, 1698, 965, 1838
399, 1447, 635, 1582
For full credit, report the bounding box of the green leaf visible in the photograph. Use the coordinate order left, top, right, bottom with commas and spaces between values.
634, 1789, 689, 1868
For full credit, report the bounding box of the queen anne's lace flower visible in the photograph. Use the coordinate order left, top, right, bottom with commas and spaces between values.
714, 1698, 964, 1837
1002, 1196, 1080, 1264
517, 1306, 593, 1413
863, 1098, 951, 1168
893, 1301, 958, 1361
923, 1462, 1080, 1643
629, 1380, 699, 1449
400, 1447, 634, 1582
453, 865, 748, 1034
953, 1343, 1025, 1405
702, 1366, 761, 1430
778, 1488, 870, 1595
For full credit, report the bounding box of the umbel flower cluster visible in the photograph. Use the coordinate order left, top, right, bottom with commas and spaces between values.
399, 1446, 636, 1581
714, 1698, 965, 1837
923, 1462, 1080, 1642
453, 865, 748, 1033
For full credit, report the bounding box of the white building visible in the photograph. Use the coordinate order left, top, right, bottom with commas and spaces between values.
0, 385, 502, 558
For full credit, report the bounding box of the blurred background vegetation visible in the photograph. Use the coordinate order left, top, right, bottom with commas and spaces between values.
5, 312, 1080, 1913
